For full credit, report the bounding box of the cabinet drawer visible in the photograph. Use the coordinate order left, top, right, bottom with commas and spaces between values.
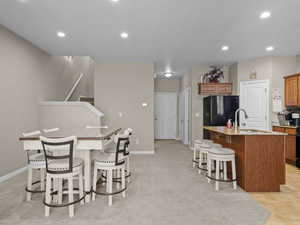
273, 126, 285, 132
285, 128, 296, 135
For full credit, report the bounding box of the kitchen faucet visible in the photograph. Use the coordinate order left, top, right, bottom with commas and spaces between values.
234, 108, 248, 131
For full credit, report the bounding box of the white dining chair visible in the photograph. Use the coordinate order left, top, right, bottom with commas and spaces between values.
40, 136, 84, 217
22, 130, 46, 201
92, 136, 129, 206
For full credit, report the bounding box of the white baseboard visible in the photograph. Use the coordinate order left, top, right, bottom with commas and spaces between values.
131, 151, 155, 155
0, 166, 27, 183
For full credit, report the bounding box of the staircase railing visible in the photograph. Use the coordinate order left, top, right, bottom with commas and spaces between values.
64, 73, 84, 101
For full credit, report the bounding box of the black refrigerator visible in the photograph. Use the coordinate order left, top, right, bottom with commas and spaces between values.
203, 96, 239, 139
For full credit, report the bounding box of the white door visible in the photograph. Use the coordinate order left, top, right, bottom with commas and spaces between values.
178, 92, 184, 141
240, 80, 270, 130
154, 92, 177, 139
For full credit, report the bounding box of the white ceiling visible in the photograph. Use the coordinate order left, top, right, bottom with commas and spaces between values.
1, 0, 300, 76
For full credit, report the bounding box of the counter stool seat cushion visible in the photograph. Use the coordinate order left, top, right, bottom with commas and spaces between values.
194, 139, 213, 144
104, 147, 115, 153
29, 153, 45, 162
208, 147, 234, 155
94, 152, 125, 165
209, 143, 222, 148
198, 142, 211, 148
48, 158, 83, 171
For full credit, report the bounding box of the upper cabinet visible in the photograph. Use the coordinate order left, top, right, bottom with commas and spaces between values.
284, 74, 300, 106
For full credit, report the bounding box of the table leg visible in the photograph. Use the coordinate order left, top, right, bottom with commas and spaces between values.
83, 151, 91, 203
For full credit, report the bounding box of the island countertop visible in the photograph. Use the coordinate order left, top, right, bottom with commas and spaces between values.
203, 126, 287, 136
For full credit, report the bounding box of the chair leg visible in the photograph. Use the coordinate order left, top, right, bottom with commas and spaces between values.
68, 177, 74, 218
224, 162, 228, 181
220, 161, 224, 179
58, 178, 63, 204
116, 169, 120, 188
107, 170, 113, 206
126, 158, 130, 183
207, 157, 211, 183
198, 152, 203, 174
215, 160, 220, 191
40, 168, 45, 191
26, 167, 33, 201
121, 168, 126, 198
193, 148, 196, 168
45, 174, 51, 217
79, 171, 84, 205
232, 158, 237, 190
92, 166, 98, 201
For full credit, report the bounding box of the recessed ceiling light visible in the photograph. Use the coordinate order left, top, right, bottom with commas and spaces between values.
266, 46, 274, 51
260, 11, 271, 19
110, 0, 120, 2
120, 32, 129, 39
57, 31, 66, 38
17, 0, 29, 3
164, 72, 173, 78
221, 45, 229, 51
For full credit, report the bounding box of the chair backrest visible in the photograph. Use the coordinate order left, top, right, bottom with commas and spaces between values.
23, 130, 42, 163
40, 136, 77, 174
113, 129, 132, 156
115, 137, 130, 165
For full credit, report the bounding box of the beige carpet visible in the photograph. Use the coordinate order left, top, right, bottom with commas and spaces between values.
0, 140, 269, 225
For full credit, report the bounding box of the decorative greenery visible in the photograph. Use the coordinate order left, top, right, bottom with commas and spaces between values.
203, 66, 224, 83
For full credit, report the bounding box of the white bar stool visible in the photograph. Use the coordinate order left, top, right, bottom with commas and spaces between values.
197, 142, 222, 174
40, 136, 85, 218
193, 139, 213, 168
92, 137, 128, 206
104, 128, 133, 183
22, 130, 46, 201
206, 147, 237, 191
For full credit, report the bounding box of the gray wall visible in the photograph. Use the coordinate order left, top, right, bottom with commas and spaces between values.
94, 63, 155, 152
0, 25, 93, 176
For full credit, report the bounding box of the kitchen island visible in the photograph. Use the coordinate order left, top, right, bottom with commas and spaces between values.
204, 126, 287, 192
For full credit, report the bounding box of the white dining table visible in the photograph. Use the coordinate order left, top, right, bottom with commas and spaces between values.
19, 128, 121, 203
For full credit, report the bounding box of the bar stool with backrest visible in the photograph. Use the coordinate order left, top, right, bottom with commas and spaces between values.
40, 136, 85, 217
193, 139, 213, 168
92, 136, 129, 206
206, 147, 237, 191
23, 130, 46, 201
104, 128, 133, 182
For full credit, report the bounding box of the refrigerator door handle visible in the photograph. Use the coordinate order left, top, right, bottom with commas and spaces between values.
210, 100, 213, 124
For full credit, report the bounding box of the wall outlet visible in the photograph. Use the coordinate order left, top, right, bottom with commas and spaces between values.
135, 138, 140, 145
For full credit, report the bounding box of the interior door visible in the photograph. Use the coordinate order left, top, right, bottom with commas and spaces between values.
240, 80, 270, 130
178, 92, 184, 141
183, 88, 191, 145
154, 92, 177, 139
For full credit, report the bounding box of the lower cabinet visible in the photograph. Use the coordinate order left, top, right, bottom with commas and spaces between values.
285, 135, 297, 164
273, 126, 297, 165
